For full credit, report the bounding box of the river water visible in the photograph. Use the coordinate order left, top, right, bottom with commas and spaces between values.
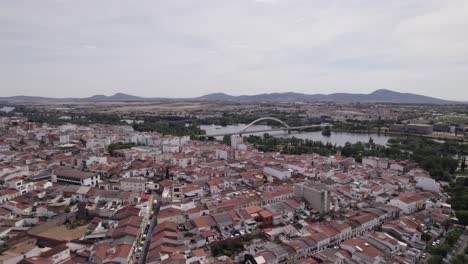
200, 124, 391, 146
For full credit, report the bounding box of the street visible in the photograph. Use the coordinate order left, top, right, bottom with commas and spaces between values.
138, 194, 161, 264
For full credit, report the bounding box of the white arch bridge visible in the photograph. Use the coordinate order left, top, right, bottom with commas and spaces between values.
207, 117, 327, 137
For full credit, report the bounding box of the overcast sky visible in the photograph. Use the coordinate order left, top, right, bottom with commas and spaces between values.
1, 0, 468, 99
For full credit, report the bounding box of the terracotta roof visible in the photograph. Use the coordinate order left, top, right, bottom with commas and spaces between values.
151, 231, 179, 243
309, 232, 329, 242
341, 238, 384, 259
93, 243, 132, 262
41, 244, 69, 258
117, 216, 142, 229
192, 216, 216, 228
111, 225, 139, 238
193, 248, 206, 257
350, 213, 376, 225
158, 208, 183, 219
147, 245, 177, 258
394, 192, 427, 204
153, 221, 178, 234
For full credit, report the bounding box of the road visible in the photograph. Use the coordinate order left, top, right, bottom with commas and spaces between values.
138, 194, 161, 264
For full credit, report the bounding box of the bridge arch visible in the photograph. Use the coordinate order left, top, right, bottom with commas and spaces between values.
240, 117, 290, 133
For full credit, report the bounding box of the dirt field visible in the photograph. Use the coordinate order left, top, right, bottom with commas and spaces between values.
35, 224, 90, 241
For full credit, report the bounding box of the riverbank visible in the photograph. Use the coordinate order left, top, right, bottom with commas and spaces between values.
330, 128, 467, 143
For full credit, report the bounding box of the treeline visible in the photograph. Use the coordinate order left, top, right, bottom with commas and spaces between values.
132, 122, 205, 136
245, 135, 339, 156
107, 142, 137, 154
332, 119, 396, 132
447, 177, 468, 226
21, 109, 125, 126
14, 106, 206, 137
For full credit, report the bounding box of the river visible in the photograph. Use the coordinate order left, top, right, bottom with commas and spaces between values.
200, 124, 391, 146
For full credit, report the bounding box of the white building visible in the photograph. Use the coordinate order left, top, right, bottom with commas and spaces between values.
263, 166, 292, 181
120, 178, 146, 192
362, 157, 389, 169
215, 148, 238, 160
86, 138, 111, 149
171, 155, 195, 168
0, 189, 21, 204
0, 142, 11, 151
231, 135, 243, 148
85, 156, 108, 166
388, 192, 428, 215
294, 182, 330, 214
53, 169, 100, 187
162, 145, 180, 153
416, 177, 440, 192
59, 134, 70, 144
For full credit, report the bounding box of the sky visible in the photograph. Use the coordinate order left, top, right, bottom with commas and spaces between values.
1, 0, 468, 100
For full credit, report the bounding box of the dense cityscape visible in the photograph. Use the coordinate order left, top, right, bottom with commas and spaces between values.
0, 101, 467, 264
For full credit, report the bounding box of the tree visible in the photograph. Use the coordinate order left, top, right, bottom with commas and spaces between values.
321, 126, 331, 137
428, 255, 443, 264
461, 157, 466, 172
165, 167, 170, 179
421, 232, 432, 241
452, 255, 468, 264
108, 142, 136, 154
341, 142, 354, 157
223, 135, 231, 146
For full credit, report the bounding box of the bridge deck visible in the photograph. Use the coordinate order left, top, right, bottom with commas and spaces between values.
207, 124, 324, 137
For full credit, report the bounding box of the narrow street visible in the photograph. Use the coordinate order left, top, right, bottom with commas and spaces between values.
138, 194, 161, 264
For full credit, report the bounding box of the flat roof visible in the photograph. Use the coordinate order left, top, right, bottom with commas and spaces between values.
55, 168, 97, 179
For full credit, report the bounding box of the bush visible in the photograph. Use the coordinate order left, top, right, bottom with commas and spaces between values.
108, 142, 137, 154
184, 232, 194, 238
210, 241, 244, 257
452, 254, 468, 264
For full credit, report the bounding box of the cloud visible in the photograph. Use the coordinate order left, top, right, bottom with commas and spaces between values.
0, 0, 467, 100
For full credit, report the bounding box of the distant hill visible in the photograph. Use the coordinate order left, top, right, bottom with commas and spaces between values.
196, 89, 456, 104
196, 93, 236, 101
0, 89, 460, 104
80, 93, 143, 102
0, 93, 145, 103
